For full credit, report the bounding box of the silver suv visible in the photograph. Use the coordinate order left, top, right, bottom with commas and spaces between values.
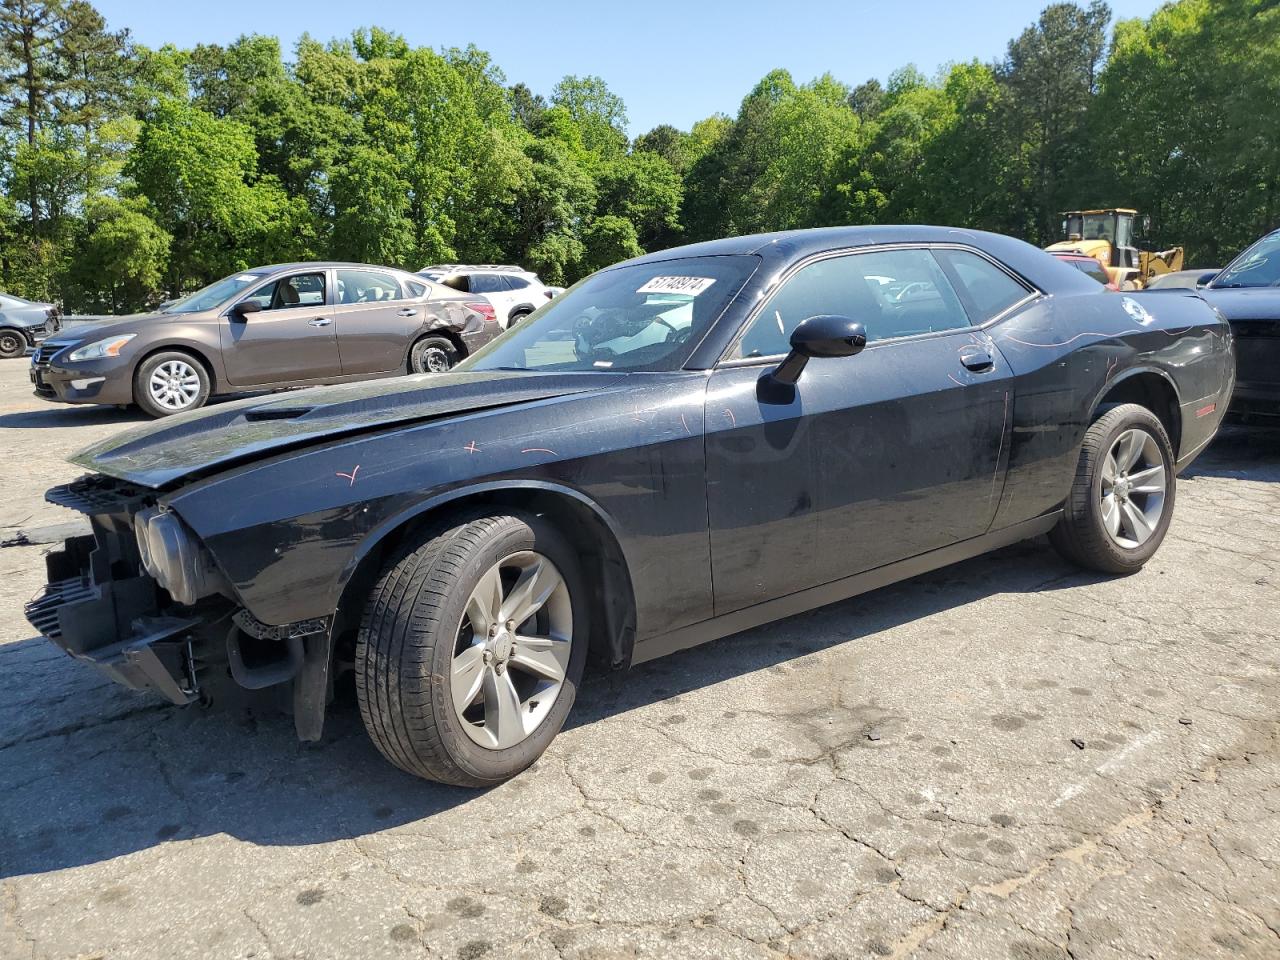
417, 265, 555, 328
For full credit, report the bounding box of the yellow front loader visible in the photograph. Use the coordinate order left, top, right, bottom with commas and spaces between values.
1045, 209, 1183, 289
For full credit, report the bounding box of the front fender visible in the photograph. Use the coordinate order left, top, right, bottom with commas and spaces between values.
328, 477, 634, 611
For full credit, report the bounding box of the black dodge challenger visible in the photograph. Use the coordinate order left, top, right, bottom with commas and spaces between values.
26, 226, 1234, 786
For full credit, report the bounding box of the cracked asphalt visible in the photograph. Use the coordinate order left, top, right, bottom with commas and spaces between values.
1, 359, 1278, 960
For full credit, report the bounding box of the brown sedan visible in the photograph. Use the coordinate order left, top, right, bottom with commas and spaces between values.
31, 262, 501, 417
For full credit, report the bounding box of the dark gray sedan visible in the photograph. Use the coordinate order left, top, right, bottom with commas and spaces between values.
0, 292, 61, 359
31, 262, 499, 417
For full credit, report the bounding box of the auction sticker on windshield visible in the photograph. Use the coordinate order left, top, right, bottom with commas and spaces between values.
636, 276, 716, 296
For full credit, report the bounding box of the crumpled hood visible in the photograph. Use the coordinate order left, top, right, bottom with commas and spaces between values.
72, 370, 623, 488
1199, 287, 1280, 322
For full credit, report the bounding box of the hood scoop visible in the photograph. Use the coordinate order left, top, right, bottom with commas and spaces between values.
244, 406, 314, 422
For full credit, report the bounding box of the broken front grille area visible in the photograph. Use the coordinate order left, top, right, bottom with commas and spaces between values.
46, 474, 153, 518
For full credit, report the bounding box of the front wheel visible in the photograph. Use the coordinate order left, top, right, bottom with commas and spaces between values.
354, 512, 588, 786
1049, 403, 1175, 574
408, 335, 458, 374
134, 351, 211, 417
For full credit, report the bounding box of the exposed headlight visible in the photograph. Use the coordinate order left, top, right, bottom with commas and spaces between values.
67, 334, 136, 362
134, 506, 229, 606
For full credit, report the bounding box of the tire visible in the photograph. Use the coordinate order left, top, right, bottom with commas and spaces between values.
408, 335, 458, 374
0, 329, 27, 359
1049, 403, 1176, 574
133, 351, 211, 418
508, 309, 532, 328
354, 511, 588, 786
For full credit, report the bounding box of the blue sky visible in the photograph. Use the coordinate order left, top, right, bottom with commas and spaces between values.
97, 0, 1167, 134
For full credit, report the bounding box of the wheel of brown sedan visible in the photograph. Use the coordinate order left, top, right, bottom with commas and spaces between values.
409, 335, 458, 374
354, 511, 588, 785
133, 350, 211, 417
1049, 403, 1176, 574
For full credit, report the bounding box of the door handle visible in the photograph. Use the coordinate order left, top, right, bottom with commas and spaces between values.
308, 317, 332, 327
959, 348, 994, 372
397, 308, 418, 317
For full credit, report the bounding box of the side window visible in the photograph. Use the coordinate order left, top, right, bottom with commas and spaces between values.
405, 280, 427, 298
935, 249, 1032, 322
505, 275, 530, 290
246, 272, 326, 311
335, 269, 402, 305
470, 273, 508, 294
734, 248, 971, 358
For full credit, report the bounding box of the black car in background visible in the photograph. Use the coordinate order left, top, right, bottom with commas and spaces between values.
1197, 228, 1280, 419
0, 292, 61, 359
25, 226, 1233, 787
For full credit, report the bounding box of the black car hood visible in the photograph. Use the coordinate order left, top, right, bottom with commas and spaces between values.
73, 371, 624, 488
1199, 287, 1280, 321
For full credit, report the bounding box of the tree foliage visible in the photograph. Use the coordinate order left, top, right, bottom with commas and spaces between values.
0, 0, 1275, 311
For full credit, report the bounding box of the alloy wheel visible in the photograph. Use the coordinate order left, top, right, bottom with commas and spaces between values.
1100, 427, 1167, 549
451, 551, 573, 750
148, 359, 201, 411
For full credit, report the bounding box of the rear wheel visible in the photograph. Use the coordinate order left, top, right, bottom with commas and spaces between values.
134, 351, 211, 417
0, 329, 26, 359
409, 335, 458, 374
354, 512, 587, 786
1049, 403, 1175, 573
508, 309, 533, 328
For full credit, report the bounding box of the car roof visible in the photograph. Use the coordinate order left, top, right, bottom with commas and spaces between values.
630, 224, 1046, 269
254, 261, 417, 273
420, 264, 534, 275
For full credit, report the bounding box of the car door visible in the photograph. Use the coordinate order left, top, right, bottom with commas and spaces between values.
220, 270, 340, 385
331, 268, 418, 375
704, 246, 1016, 616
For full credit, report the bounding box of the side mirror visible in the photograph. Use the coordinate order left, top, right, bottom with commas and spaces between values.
771, 315, 867, 386
231, 299, 262, 320
1196, 270, 1219, 288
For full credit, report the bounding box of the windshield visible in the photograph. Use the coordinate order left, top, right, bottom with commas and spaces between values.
1214, 232, 1280, 288
460, 255, 759, 373
163, 271, 268, 314
1065, 213, 1117, 243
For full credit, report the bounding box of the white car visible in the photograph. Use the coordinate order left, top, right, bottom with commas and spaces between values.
416, 265, 555, 329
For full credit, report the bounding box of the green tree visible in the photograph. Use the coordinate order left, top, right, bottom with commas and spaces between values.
550, 74, 627, 159
64, 194, 169, 311
998, 1, 1112, 241
685, 70, 861, 238
580, 214, 641, 274
127, 97, 312, 290
1091, 0, 1280, 263
595, 150, 682, 248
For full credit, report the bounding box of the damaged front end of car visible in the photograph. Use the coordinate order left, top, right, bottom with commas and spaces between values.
25, 473, 334, 739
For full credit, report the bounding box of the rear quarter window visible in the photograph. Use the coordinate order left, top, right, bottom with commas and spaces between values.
936, 249, 1034, 321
